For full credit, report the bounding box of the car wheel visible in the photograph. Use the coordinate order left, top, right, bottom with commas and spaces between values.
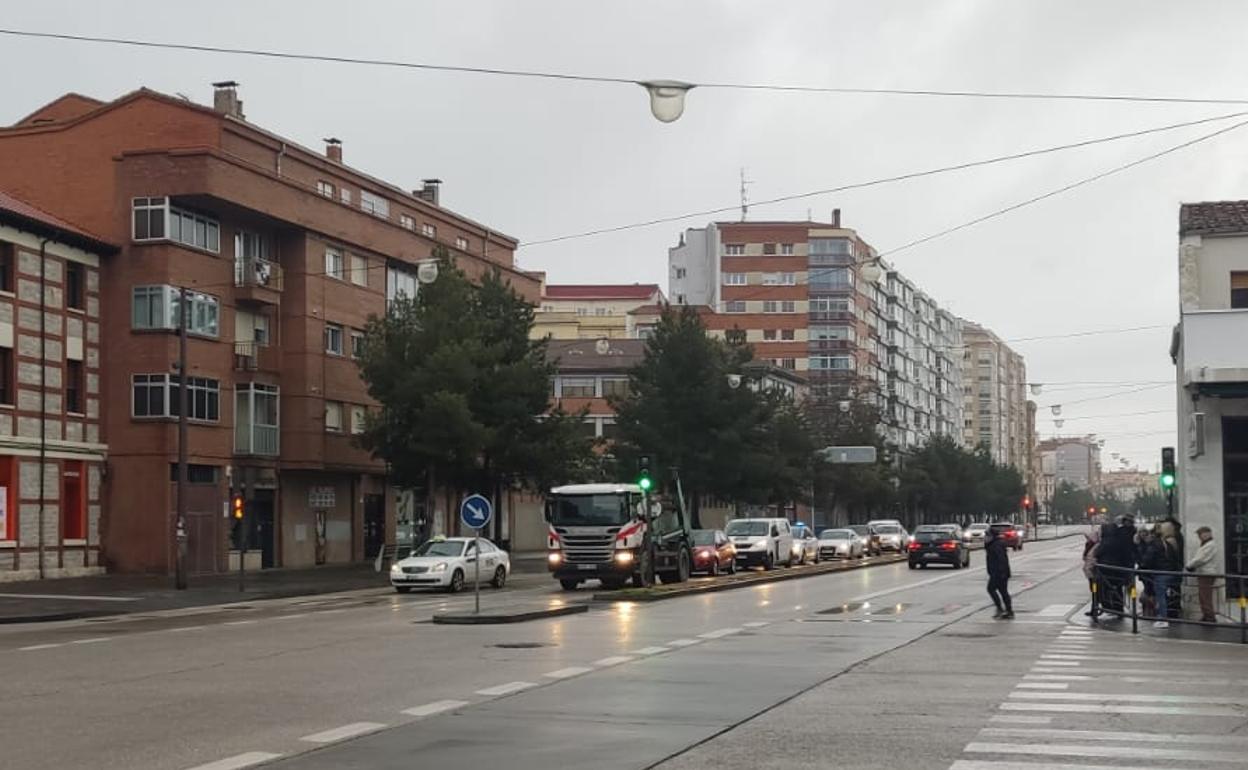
448, 569, 465, 593
727, 558, 737, 575
813, 551, 821, 565
763, 551, 774, 571
395, 586, 412, 594
559, 579, 581, 591
492, 565, 507, 589
919, 562, 928, 569
908, 561, 917, 570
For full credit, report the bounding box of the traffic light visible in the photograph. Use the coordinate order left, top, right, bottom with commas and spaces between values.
1087, 506, 1097, 516
637, 455, 653, 493
1160, 446, 1176, 490
1022, 495, 1032, 510
231, 493, 245, 520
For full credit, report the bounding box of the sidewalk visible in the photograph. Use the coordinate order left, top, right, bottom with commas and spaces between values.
0, 555, 553, 624
1072, 602, 1248, 645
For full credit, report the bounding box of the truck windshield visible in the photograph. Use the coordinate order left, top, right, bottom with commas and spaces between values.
547, 494, 630, 527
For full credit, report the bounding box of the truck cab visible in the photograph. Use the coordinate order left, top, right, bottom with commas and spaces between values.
545, 483, 692, 591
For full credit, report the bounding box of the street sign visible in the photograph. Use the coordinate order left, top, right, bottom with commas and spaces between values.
460, 494, 493, 531
817, 446, 878, 465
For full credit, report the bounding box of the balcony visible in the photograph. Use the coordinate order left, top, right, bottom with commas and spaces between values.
233, 340, 279, 373
1180, 310, 1248, 391
235, 384, 280, 457
234, 256, 283, 305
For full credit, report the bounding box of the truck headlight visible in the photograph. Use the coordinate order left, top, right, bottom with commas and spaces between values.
548, 552, 562, 565
614, 551, 634, 565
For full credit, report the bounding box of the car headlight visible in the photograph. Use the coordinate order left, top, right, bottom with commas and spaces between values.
431, 562, 448, 573
791, 543, 802, 554
390, 563, 403, 574
752, 540, 768, 550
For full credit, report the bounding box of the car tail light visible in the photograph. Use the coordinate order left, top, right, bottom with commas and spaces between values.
908, 542, 922, 551
939, 541, 957, 550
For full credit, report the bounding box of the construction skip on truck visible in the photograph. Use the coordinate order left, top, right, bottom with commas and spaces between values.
545, 482, 693, 590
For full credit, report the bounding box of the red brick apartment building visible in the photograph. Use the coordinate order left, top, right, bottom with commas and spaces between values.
0, 84, 535, 575
0, 192, 115, 580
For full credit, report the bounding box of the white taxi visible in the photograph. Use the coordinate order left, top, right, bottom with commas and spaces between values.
389, 537, 510, 594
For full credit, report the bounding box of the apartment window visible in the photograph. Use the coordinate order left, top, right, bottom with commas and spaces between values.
723, 273, 747, 286
763, 273, 780, 286
386, 264, 418, 305
781, 243, 795, 255
131, 198, 220, 252
168, 464, 219, 484
810, 325, 854, 341
350, 330, 365, 358
66, 262, 85, 310
351, 405, 367, 435
601, 419, 620, 441
724, 300, 746, 313
61, 461, 85, 542
234, 231, 272, 262
325, 247, 344, 280
809, 267, 853, 289
781, 357, 796, 370
324, 323, 344, 355
350, 254, 368, 286
455, 236, 469, 250
560, 378, 596, 398
601, 378, 630, 398
763, 329, 777, 341
317, 180, 335, 198
811, 356, 853, 371
360, 190, 390, 218
781, 300, 796, 313
724, 244, 745, 255
1232, 271, 1248, 309
810, 298, 851, 312
763, 301, 778, 313
131, 286, 219, 337
763, 243, 777, 255
66, 360, 84, 414
781, 329, 795, 341
576, 307, 589, 316
400, 214, 415, 230
0, 241, 13, 294
809, 238, 852, 256
340, 188, 352, 205
0, 347, 11, 405
674, 267, 687, 279
420, 223, 436, 238
594, 307, 609, 316
132, 374, 219, 421
324, 401, 343, 432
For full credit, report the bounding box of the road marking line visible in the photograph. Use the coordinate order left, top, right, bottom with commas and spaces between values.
1034, 665, 1232, 677
1024, 674, 1090, 681
667, 638, 702, 647
742, 621, 769, 628
70, 637, 110, 645
18, 643, 61, 651
1031, 660, 1080, 667
1010, 691, 1248, 705
0, 592, 140, 602
1000, 701, 1242, 717
184, 752, 283, 770
224, 620, 257, 626
1037, 604, 1079, 616
593, 656, 633, 667
630, 646, 668, 655
402, 699, 469, 717
299, 722, 386, 743
1015, 682, 1069, 690
952, 761, 1169, 770
979, 727, 1248, 747
1041, 653, 1215, 665
988, 715, 1053, 725
543, 666, 592, 679
698, 627, 742, 639
965, 741, 1246, 763
273, 613, 310, 620
475, 681, 536, 697
167, 625, 207, 633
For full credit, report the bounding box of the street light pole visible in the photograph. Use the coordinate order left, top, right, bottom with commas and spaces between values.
174, 287, 189, 590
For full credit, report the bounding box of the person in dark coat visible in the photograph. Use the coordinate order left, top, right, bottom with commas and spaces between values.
985, 527, 1013, 619
1094, 515, 1137, 615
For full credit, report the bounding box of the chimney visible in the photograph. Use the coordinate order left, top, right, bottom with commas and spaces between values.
831, 208, 841, 228
211, 81, 244, 119
323, 137, 342, 163
416, 178, 442, 206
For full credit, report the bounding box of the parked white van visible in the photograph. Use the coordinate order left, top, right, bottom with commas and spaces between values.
725, 518, 794, 570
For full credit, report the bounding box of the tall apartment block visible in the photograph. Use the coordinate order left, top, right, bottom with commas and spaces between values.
0, 193, 114, 580
669, 215, 962, 452
0, 84, 534, 575
961, 321, 1035, 483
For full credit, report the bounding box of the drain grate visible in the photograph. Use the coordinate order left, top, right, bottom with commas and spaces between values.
818, 601, 865, 615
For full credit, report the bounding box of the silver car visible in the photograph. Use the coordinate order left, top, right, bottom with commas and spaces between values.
818, 528, 865, 560
789, 527, 820, 565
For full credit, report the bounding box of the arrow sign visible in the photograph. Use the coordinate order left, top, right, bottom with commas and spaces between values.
459, 494, 493, 531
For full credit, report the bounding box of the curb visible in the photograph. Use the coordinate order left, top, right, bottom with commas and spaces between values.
431, 603, 589, 624
0, 609, 121, 625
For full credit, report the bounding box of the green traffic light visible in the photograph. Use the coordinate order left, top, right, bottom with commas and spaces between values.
1160, 473, 1176, 489
638, 475, 653, 492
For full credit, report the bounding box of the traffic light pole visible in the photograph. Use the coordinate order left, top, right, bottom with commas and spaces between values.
174, 287, 189, 590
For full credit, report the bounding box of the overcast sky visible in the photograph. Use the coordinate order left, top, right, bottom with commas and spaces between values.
6, 0, 1248, 472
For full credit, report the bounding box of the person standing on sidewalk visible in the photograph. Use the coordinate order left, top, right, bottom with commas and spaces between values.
1135, 526, 1162, 620
1155, 521, 1183, 627
985, 527, 1013, 619
1082, 519, 1103, 616
1186, 526, 1220, 623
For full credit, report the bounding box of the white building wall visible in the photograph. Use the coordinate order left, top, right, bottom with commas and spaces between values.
668, 224, 719, 306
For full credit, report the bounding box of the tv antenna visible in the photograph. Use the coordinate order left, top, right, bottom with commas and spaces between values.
739, 167, 753, 222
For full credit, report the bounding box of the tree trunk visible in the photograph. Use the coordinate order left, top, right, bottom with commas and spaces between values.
690, 491, 702, 530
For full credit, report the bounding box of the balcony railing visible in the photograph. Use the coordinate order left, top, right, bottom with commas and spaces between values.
235, 423, 278, 456
234, 256, 284, 292
234, 340, 259, 371
1180, 309, 1248, 387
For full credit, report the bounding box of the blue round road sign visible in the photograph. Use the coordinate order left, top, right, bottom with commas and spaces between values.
459, 494, 493, 530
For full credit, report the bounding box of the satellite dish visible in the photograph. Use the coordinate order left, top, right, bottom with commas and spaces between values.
595, 338, 610, 355
416, 261, 439, 284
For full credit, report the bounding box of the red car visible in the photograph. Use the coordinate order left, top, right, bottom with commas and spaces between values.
691, 529, 737, 576
990, 522, 1025, 551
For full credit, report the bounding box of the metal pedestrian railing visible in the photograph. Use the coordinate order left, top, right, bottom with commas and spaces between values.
1090, 562, 1248, 644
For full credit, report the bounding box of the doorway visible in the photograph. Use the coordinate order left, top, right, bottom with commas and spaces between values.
1223, 417, 1248, 590
231, 489, 276, 569
363, 494, 385, 561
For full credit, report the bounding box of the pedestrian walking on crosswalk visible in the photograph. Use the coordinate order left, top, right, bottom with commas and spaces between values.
985, 527, 1013, 619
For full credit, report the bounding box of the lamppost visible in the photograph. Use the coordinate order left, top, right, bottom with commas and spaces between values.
639, 81, 695, 123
